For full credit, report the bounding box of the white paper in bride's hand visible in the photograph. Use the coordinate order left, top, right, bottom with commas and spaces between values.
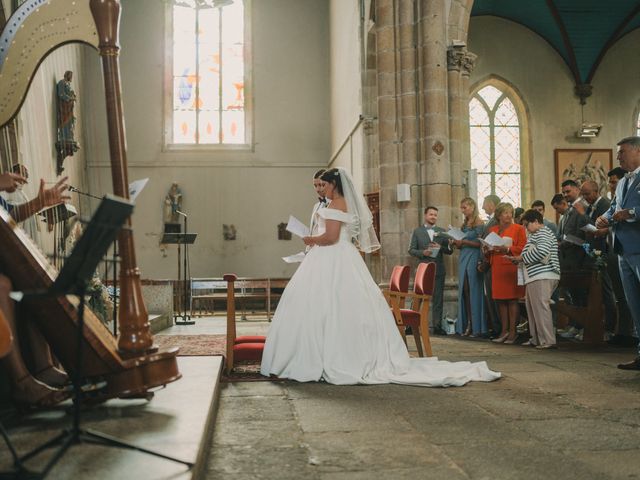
282, 252, 306, 263
286, 215, 310, 238
580, 224, 598, 233
128, 178, 149, 203
446, 225, 466, 241
480, 232, 510, 248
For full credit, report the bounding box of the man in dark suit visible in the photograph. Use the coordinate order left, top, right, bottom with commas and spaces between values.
408, 206, 452, 334
559, 179, 589, 270
574, 179, 616, 334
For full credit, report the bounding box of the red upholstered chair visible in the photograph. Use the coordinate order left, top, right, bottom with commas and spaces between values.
389, 263, 435, 357
224, 274, 266, 374
383, 265, 410, 339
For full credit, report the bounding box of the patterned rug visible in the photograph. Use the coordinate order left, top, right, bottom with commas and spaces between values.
154, 334, 226, 356
153, 334, 284, 382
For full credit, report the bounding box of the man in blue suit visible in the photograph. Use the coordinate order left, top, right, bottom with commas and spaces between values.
597, 136, 640, 369
408, 206, 453, 334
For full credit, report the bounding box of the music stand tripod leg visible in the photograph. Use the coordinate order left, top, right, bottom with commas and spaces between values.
0, 422, 40, 479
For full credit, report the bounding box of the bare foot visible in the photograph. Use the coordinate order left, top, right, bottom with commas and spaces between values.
34, 365, 69, 387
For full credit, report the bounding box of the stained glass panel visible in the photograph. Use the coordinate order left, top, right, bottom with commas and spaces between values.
172, 1, 245, 145
221, 1, 244, 45
199, 72, 220, 110
198, 8, 219, 44
174, 77, 196, 110
477, 173, 492, 209
222, 45, 244, 111
494, 174, 521, 206
477, 85, 503, 110
221, 111, 245, 144
198, 110, 220, 144
469, 85, 522, 208
174, 111, 197, 144
495, 98, 518, 126
494, 126, 520, 173
469, 97, 489, 126
470, 126, 491, 172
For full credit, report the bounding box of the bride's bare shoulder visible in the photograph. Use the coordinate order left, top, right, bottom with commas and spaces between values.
328, 197, 347, 212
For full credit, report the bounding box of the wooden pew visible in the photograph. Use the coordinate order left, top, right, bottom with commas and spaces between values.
190, 277, 289, 319
556, 270, 604, 345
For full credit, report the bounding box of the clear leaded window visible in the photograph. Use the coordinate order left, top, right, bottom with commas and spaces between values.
169, 0, 248, 146
469, 85, 522, 208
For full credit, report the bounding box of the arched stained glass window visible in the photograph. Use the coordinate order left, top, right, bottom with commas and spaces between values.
169, 0, 249, 147
469, 85, 522, 208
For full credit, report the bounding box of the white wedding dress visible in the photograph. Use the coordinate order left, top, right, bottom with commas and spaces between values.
260, 208, 501, 386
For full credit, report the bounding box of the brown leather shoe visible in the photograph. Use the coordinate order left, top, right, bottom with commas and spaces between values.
617, 357, 640, 370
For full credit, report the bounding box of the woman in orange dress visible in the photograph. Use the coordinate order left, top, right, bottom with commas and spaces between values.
486, 203, 527, 344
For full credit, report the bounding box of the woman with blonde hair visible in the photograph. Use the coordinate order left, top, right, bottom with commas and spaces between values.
485, 202, 527, 344
451, 197, 486, 336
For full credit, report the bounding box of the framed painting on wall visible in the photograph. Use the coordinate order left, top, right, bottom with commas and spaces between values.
554, 149, 613, 198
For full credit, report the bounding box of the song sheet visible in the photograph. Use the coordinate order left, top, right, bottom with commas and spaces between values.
282, 251, 306, 263
286, 215, 310, 238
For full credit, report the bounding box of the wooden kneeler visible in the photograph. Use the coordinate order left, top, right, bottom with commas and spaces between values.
224, 274, 266, 374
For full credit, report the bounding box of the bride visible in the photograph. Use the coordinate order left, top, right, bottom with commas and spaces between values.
260, 167, 500, 386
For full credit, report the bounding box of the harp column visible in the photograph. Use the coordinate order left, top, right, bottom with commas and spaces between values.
90, 0, 153, 356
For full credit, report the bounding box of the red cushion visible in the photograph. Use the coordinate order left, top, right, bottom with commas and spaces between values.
235, 335, 266, 344
233, 342, 264, 362
399, 309, 420, 327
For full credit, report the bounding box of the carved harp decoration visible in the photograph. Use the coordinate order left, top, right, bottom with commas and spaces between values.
0, 0, 99, 127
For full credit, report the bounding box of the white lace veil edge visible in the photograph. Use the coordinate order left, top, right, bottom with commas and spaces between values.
336, 167, 381, 253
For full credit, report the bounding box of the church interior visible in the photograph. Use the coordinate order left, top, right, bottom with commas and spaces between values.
0, 0, 640, 478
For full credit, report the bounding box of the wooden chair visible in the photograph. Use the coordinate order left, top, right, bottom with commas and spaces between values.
224, 274, 266, 374
387, 263, 435, 357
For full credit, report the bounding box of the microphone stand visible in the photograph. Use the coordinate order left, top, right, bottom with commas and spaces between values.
174, 211, 194, 325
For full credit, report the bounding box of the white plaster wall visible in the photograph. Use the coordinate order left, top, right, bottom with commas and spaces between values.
83, 0, 330, 279
468, 16, 640, 216
16, 44, 88, 253
329, 0, 363, 187
330, 0, 360, 151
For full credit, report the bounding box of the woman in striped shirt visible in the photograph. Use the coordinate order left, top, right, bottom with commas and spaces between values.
509, 209, 560, 349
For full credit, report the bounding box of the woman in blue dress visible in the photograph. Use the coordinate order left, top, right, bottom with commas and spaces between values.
451, 197, 486, 336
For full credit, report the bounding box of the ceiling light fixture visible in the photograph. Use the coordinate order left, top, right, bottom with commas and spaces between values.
575, 103, 602, 138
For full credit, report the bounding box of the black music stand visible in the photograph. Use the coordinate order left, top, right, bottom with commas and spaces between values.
3, 195, 192, 479
161, 232, 197, 325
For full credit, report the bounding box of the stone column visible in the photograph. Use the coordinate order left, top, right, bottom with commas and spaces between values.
444, 45, 476, 319
375, 0, 420, 279
417, 0, 451, 223
447, 46, 476, 227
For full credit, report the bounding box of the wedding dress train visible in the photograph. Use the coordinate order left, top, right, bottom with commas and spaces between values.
260, 208, 501, 387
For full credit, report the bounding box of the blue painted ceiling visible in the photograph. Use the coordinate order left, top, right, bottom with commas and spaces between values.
471, 0, 640, 85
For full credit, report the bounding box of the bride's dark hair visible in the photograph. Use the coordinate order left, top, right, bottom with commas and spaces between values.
320, 168, 344, 196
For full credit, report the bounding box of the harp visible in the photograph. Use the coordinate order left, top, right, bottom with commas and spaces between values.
0, 0, 181, 397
